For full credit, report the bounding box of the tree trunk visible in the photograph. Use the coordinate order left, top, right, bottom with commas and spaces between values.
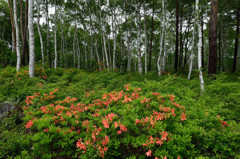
188, 6, 195, 80
201, 7, 204, 69
95, 35, 101, 71
196, 0, 204, 93
218, 20, 221, 72
148, 8, 154, 72
28, 0, 35, 77
54, 1, 57, 69
13, 0, 21, 72
162, 0, 167, 72
157, 0, 165, 76
37, 0, 44, 67
208, 0, 218, 75
45, 0, 50, 67
8, 0, 16, 51
83, 29, 87, 69
99, 0, 109, 71
112, 0, 117, 70
144, 2, 147, 74
77, 37, 81, 69
233, 5, 240, 72
127, 19, 133, 71
175, 0, 179, 73
136, 0, 143, 74
179, 6, 183, 69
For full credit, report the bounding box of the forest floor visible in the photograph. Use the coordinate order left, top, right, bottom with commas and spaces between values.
0, 66, 239, 158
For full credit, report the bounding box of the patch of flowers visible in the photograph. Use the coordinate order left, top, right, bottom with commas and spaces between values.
23, 84, 187, 158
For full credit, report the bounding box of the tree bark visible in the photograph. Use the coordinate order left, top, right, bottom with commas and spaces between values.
179, 6, 183, 69
28, 0, 35, 77
112, 0, 117, 70
8, 0, 16, 51
136, 0, 143, 74
144, 2, 147, 74
208, 0, 218, 75
196, 0, 204, 93
148, 8, 154, 72
175, 0, 179, 73
201, 7, 204, 69
54, 1, 57, 69
45, 0, 50, 67
188, 6, 195, 80
218, 20, 221, 72
162, 0, 167, 72
99, 0, 109, 71
157, 0, 166, 76
233, 5, 240, 72
37, 0, 44, 67
13, 0, 21, 72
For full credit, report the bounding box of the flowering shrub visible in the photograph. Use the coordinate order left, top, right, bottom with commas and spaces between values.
23, 84, 187, 158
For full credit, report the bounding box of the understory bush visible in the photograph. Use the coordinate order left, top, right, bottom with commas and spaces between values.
0, 67, 239, 158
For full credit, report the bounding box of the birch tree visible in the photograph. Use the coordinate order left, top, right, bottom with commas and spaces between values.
37, 0, 44, 67
196, 0, 204, 93
136, 0, 143, 74
98, 0, 109, 70
54, 0, 57, 69
13, 0, 21, 72
28, 0, 35, 77
144, 2, 147, 74
157, 0, 166, 76
8, 0, 16, 52
188, 7, 195, 80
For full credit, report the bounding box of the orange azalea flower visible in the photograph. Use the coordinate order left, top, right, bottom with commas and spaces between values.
145, 150, 151, 156
102, 118, 109, 128
24, 120, 33, 129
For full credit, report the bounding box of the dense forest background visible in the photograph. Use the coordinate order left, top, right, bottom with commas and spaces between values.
1, 0, 240, 78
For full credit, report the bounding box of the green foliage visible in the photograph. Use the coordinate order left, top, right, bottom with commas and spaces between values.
0, 67, 239, 158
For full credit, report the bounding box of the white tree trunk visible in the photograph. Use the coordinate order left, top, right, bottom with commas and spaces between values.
76, 37, 81, 69
37, 0, 44, 67
162, 27, 167, 71
12, 32, 15, 52
196, 0, 204, 93
127, 18, 133, 71
54, 2, 57, 69
162, 0, 167, 72
13, 0, 21, 72
99, 0, 109, 71
112, 0, 117, 70
188, 6, 196, 80
28, 0, 35, 77
136, 0, 143, 74
144, 2, 147, 74
95, 35, 101, 71
157, 0, 165, 76
45, 0, 49, 66
73, 16, 77, 68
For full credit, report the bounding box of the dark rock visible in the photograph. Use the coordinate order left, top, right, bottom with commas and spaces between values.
0, 103, 15, 118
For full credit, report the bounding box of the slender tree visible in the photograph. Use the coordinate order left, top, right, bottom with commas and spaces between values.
13, 0, 21, 72
28, 0, 35, 77
144, 2, 147, 74
233, 5, 240, 72
157, 0, 166, 76
208, 0, 218, 75
136, 0, 143, 74
54, 0, 57, 69
175, 0, 179, 73
196, 0, 204, 93
7, 0, 16, 51
37, 0, 44, 67
148, 8, 154, 72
